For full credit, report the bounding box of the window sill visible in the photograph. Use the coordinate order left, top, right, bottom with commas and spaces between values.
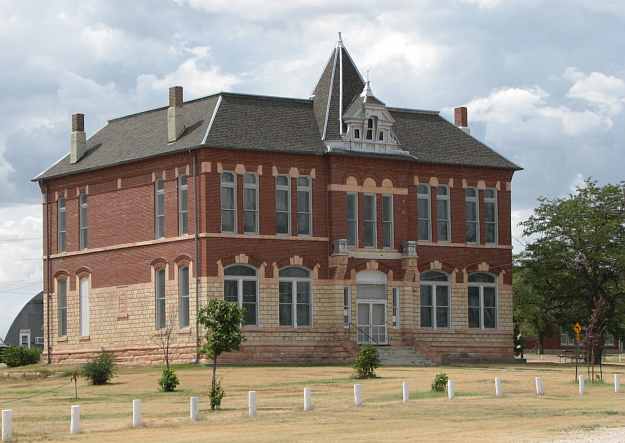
57, 336, 68, 343
117, 314, 128, 321
79, 336, 91, 342
177, 327, 192, 335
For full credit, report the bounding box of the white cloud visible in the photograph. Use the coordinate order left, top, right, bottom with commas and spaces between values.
565, 67, 625, 115
460, 0, 505, 9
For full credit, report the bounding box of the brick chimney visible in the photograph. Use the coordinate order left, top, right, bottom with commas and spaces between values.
69, 113, 87, 164
454, 106, 470, 134
168, 86, 184, 143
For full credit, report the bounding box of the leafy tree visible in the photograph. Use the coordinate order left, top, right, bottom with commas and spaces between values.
198, 299, 245, 410
82, 350, 116, 385
353, 345, 380, 379
521, 179, 625, 365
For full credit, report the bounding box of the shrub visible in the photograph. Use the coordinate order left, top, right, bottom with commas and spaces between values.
159, 367, 180, 392
209, 378, 225, 410
431, 373, 449, 392
3, 346, 41, 367
353, 345, 380, 379
82, 351, 116, 385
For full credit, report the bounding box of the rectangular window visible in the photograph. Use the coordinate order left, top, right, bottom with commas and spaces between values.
468, 286, 481, 328
484, 188, 498, 244
420, 284, 449, 328
346, 193, 358, 247
155, 268, 166, 329
179, 266, 190, 328
58, 197, 66, 252
276, 175, 291, 235
382, 194, 394, 249
178, 175, 188, 235
79, 277, 90, 336
363, 194, 376, 247
279, 281, 293, 326
417, 184, 431, 241
560, 329, 575, 346
343, 287, 352, 327
392, 287, 400, 328
279, 280, 311, 327
243, 173, 258, 234
436, 185, 450, 242
57, 279, 67, 337
465, 188, 479, 243
220, 172, 236, 233
79, 192, 88, 249
296, 176, 312, 235
155, 179, 165, 239
468, 285, 496, 329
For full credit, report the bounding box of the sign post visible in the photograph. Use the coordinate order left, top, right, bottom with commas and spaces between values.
574, 322, 582, 382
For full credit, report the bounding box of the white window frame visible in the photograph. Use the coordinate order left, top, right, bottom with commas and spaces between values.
19, 329, 31, 348
468, 273, 497, 329
279, 268, 312, 328
155, 268, 166, 330
346, 192, 358, 248
417, 184, 431, 241
363, 193, 377, 248
382, 194, 394, 249
420, 272, 450, 329
560, 328, 575, 346
178, 175, 189, 236
34, 337, 44, 345
276, 175, 291, 235
465, 187, 480, 244
79, 275, 90, 336
220, 172, 237, 233
57, 277, 68, 337
79, 192, 88, 249
484, 188, 498, 245
392, 287, 400, 328
436, 185, 451, 242
58, 197, 66, 252
296, 176, 312, 236
343, 287, 352, 328
224, 265, 258, 326
155, 179, 165, 239
178, 265, 190, 328
243, 173, 259, 234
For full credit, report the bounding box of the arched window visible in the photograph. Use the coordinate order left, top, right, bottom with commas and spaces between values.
79, 275, 90, 336
178, 265, 190, 328
468, 272, 497, 329
224, 265, 257, 325
155, 266, 166, 329
57, 277, 68, 337
279, 267, 311, 327
417, 184, 431, 241
420, 271, 449, 328
366, 117, 377, 140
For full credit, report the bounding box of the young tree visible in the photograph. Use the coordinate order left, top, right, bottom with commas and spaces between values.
521, 179, 625, 365
198, 299, 245, 410
154, 311, 179, 392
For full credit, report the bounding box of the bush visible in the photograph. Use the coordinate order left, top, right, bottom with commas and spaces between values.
82, 351, 116, 385
159, 367, 180, 392
3, 346, 41, 367
431, 373, 448, 392
209, 379, 225, 410
353, 345, 380, 379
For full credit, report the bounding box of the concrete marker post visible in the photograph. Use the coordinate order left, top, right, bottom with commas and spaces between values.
304, 388, 313, 411
354, 384, 363, 407
402, 382, 409, 403
534, 377, 543, 397
70, 405, 80, 434
1, 409, 12, 442
190, 396, 199, 422
578, 375, 585, 397
495, 377, 502, 397
447, 380, 455, 400
132, 399, 142, 428
248, 391, 256, 417
614, 374, 620, 393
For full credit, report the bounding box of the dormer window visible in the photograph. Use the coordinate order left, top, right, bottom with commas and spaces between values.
379, 131, 384, 141
354, 128, 361, 139
366, 118, 374, 140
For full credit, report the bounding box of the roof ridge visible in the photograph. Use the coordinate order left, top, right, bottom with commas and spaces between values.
219, 91, 313, 104
108, 93, 221, 123
387, 106, 440, 115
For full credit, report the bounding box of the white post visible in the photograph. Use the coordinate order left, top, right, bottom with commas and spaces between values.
248, 391, 256, 417
70, 405, 80, 434
1, 410, 12, 442
402, 382, 409, 403
304, 388, 312, 411
354, 384, 362, 407
614, 375, 620, 393
534, 377, 544, 396
578, 375, 585, 397
447, 380, 455, 400
190, 396, 199, 422
495, 377, 502, 397
132, 399, 142, 428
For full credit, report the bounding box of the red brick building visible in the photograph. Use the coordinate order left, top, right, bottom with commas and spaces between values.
35, 35, 521, 365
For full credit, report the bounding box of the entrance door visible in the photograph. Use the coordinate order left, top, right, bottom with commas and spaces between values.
357, 302, 387, 344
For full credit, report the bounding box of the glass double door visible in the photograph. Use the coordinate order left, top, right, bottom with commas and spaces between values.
357, 302, 387, 344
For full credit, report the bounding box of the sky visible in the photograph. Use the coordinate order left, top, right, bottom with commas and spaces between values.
1, 0, 624, 338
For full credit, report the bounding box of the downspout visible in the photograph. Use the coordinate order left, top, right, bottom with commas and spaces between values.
44, 183, 52, 364
192, 150, 201, 363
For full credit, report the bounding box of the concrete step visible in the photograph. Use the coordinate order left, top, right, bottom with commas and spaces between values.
375, 346, 433, 367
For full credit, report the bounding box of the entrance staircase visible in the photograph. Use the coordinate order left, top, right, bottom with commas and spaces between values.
376, 346, 433, 367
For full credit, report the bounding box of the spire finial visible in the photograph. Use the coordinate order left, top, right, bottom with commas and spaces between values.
337, 32, 343, 47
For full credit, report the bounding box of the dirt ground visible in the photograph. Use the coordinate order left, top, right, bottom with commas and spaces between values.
1, 362, 625, 442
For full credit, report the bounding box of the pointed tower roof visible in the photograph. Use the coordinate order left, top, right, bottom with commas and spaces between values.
312, 33, 365, 141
